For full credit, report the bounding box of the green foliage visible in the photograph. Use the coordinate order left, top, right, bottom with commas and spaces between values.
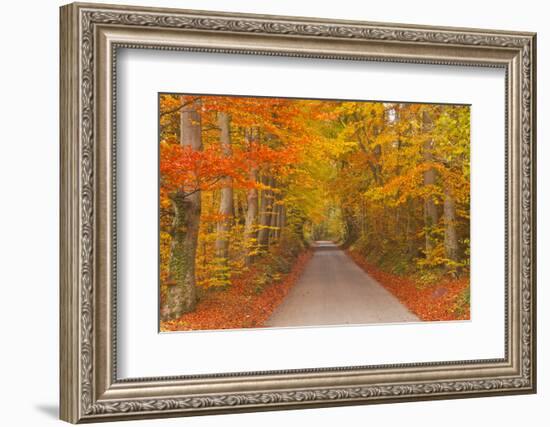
251, 231, 304, 293
452, 286, 470, 316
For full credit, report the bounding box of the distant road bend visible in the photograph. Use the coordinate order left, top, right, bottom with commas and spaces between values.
265, 241, 419, 327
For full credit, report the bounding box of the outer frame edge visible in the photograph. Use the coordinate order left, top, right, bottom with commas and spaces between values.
60, 2, 84, 424
60, 2, 537, 423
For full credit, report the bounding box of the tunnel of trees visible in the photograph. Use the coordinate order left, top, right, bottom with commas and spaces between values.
159, 94, 470, 324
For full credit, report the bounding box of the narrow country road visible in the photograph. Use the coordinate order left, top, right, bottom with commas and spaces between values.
265, 242, 419, 327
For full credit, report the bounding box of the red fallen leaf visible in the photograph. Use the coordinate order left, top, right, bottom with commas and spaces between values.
346, 250, 470, 322
161, 251, 313, 332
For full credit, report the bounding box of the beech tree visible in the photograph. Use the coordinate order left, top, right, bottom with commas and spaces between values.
214, 112, 234, 261
422, 107, 438, 256
161, 97, 203, 320
244, 128, 259, 266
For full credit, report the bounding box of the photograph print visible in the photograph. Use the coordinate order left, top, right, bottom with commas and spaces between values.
158, 93, 471, 332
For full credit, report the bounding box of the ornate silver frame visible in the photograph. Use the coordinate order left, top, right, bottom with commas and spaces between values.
60, 2, 536, 423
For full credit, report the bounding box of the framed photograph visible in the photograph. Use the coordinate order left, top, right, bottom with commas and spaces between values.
60, 2, 537, 423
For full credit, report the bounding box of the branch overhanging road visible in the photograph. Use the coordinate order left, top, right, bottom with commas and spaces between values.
265, 241, 419, 327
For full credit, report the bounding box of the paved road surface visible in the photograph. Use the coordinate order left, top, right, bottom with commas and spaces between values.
265, 241, 419, 327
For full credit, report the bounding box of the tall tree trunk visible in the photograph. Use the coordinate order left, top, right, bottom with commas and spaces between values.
276, 203, 285, 240
269, 182, 280, 243
161, 97, 202, 321
234, 191, 245, 226
406, 198, 419, 259
341, 206, 359, 248
214, 112, 234, 261
257, 174, 274, 250
359, 200, 365, 237
443, 184, 459, 265
277, 204, 286, 236
422, 109, 438, 257
244, 129, 259, 266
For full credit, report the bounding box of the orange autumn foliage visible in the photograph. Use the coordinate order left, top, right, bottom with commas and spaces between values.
159, 93, 471, 328
161, 251, 312, 331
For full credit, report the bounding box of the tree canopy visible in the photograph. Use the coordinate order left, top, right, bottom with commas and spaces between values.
159, 94, 470, 325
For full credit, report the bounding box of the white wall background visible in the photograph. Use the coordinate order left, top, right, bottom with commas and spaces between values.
0, 0, 545, 426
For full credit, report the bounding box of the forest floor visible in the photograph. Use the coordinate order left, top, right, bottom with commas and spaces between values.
347, 250, 470, 321
160, 244, 469, 332
160, 250, 312, 332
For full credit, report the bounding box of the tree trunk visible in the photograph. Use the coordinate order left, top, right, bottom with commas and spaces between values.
234, 191, 245, 226
269, 183, 280, 243
422, 109, 438, 257
244, 129, 259, 266
257, 174, 274, 250
406, 198, 419, 259
359, 200, 364, 237
161, 97, 202, 321
341, 206, 359, 249
443, 184, 459, 265
214, 112, 234, 261
277, 204, 286, 236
